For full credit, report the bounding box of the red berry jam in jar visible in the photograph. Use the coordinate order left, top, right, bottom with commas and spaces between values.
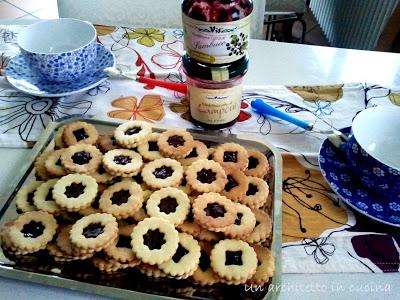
183, 53, 248, 129
182, 0, 253, 64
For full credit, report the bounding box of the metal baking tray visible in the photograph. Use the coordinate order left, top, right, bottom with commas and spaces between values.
0, 116, 282, 300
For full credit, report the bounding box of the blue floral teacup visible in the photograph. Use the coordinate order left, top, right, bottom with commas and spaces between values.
17, 18, 97, 83
337, 106, 400, 200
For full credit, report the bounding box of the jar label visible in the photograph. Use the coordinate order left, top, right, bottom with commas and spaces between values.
189, 85, 242, 125
182, 14, 251, 64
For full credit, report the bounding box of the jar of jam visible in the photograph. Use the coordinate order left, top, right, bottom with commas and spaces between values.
183, 53, 248, 129
182, 0, 253, 64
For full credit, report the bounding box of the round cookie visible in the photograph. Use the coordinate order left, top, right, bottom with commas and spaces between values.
45, 149, 67, 178
179, 141, 208, 166
97, 133, 119, 153
192, 241, 221, 286
131, 217, 179, 265
104, 224, 138, 263
213, 143, 249, 171
185, 159, 227, 193
33, 179, 63, 214
242, 177, 269, 208
220, 169, 249, 201
245, 150, 270, 178
61, 144, 102, 174
15, 181, 42, 213
248, 245, 275, 285
157, 129, 194, 159
114, 120, 152, 148
221, 203, 256, 238
245, 209, 272, 244
103, 149, 143, 177
137, 132, 163, 161
141, 158, 183, 189
63, 121, 99, 146
34, 151, 51, 180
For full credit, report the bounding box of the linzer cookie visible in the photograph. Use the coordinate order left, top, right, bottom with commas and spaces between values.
91, 164, 114, 184
222, 203, 256, 238
99, 181, 143, 219
179, 141, 208, 166
70, 213, 118, 252
213, 143, 249, 171
63, 121, 99, 146
131, 217, 179, 265
15, 181, 42, 213
192, 193, 236, 230
158, 232, 201, 277
7, 211, 57, 254
141, 158, 183, 189
103, 149, 143, 177
33, 179, 62, 215
104, 224, 138, 263
221, 169, 249, 201
245, 209, 272, 244
210, 239, 257, 282
185, 159, 227, 193
97, 133, 119, 153
131, 190, 152, 222
34, 151, 51, 180
61, 144, 102, 174
192, 241, 221, 286
53, 174, 98, 211
45, 149, 67, 178
242, 176, 269, 208
157, 129, 194, 159
248, 245, 275, 285
245, 149, 270, 178
114, 121, 152, 148
146, 187, 190, 226
54, 125, 66, 149
137, 132, 163, 161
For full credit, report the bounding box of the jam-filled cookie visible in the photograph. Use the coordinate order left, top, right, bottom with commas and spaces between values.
158, 232, 201, 277
137, 132, 163, 161
131, 217, 179, 265
63, 121, 99, 146
185, 159, 227, 193
192, 241, 221, 286
213, 143, 249, 171
34, 151, 51, 180
245, 150, 270, 178
79, 187, 105, 216
248, 245, 275, 285
242, 176, 269, 208
8, 211, 57, 253
221, 203, 256, 238
210, 239, 257, 282
221, 169, 249, 201
245, 209, 272, 244
179, 141, 208, 166
157, 129, 194, 159
45, 149, 67, 178
114, 120, 152, 148
70, 213, 118, 252
103, 149, 143, 177
192, 193, 237, 230
56, 224, 84, 257
146, 187, 190, 226
15, 181, 42, 213
33, 179, 62, 215
90, 164, 115, 184
131, 189, 152, 222
54, 125, 66, 149
99, 181, 143, 219
91, 256, 132, 273
53, 174, 98, 211
97, 133, 119, 153
141, 158, 183, 189
104, 224, 138, 263
61, 144, 102, 174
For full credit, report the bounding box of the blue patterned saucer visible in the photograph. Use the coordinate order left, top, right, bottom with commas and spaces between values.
319, 127, 400, 227
5, 43, 114, 97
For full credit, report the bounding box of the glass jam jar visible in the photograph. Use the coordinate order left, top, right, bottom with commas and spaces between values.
183, 53, 249, 129
182, 0, 253, 64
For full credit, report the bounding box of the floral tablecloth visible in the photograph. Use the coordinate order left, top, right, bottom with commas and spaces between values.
0, 24, 399, 274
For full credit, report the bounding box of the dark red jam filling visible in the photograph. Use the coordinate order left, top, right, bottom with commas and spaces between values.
167, 135, 185, 147
224, 175, 238, 192
187, 207, 194, 223
185, 148, 198, 158
21, 221, 45, 238
91, 194, 101, 209
234, 213, 243, 225
255, 220, 260, 227
258, 260, 262, 266
246, 183, 258, 196
45, 188, 54, 201
225, 250, 243, 265
73, 128, 89, 141
98, 164, 106, 174
27, 192, 35, 205
111, 136, 118, 146
196, 168, 216, 184
248, 156, 259, 169
148, 141, 159, 151
113, 155, 132, 165
125, 127, 141, 135
153, 166, 173, 179
199, 250, 211, 271
132, 173, 144, 184
111, 189, 131, 205
143, 229, 165, 250
223, 151, 238, 162
116, 235, 132, 249
65, 182, 85, 198
180, 177, 187, 186
56, 158, 62, 166
71, 151, 92, 165
205, 202, 226, 218
83, 223, 104, 238
172, 243, 190, 263
159, 197, 179, 214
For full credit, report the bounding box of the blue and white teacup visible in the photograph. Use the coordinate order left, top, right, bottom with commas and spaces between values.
338, 106, 400, 200
17, 18, 97, 83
